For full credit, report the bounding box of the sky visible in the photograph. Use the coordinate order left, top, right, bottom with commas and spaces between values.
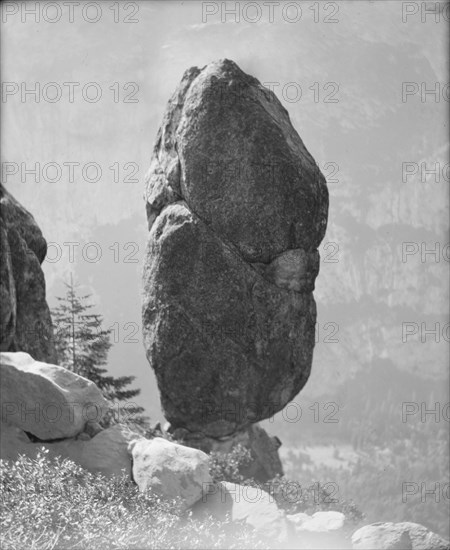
1, 0, 449, 426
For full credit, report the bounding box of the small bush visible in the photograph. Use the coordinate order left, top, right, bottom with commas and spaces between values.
0, 448, 266, 550
209, 444, 254, 484
208, 443, 364, 526
262, 475, 364, 525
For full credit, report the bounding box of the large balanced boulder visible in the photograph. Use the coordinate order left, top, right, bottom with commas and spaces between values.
142, 59, 328, 441
0, 352, 108, 440
129, 437, 212, 509
351, 522, 450, 550
0, 184, 55, 362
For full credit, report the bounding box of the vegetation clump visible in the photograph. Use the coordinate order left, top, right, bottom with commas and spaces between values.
0, 449, 266, 550
209, 443, 364, 524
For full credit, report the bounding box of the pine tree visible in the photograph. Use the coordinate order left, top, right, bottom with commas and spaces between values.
51, 275, 149, 430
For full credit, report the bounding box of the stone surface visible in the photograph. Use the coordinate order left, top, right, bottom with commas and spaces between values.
352, 522, 450, 550
287, 511, 348, 549
129, 437, 212, 509
192, 481, 292, 545
0, 352, 109, 440
144, 60, 328, 263
173, 423, 283, 482
142, 59, 328, 439
0, 421, 33, 460
0, 422, 140, 479
70, 424, 140, 478
0, 184, 55, 362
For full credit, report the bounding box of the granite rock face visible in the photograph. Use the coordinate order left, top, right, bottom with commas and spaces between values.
142, 60, 328, 449
0, 184, 55, 362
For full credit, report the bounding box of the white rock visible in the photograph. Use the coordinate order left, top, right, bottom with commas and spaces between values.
0, 352, 109, 440
302, 511, 346, 532
129, 437, 212, 509
287, 510, 348, 549
286, 512, 311, 526
192, 481, 292, 544
352, 522, 449, 550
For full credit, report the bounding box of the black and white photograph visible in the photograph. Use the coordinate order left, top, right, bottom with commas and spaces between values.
0, 1, 449, 548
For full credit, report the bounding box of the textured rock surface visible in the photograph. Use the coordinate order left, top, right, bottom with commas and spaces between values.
0, 184, 55, 362
352, 522, 450, 550
0, 421, 33, 460
0, 352, 108, 440
142, 59, 328, 439
192, 481, 292, 545
0, 421, 140, 479
129, 437, 212, 509
71, 424, 140, 478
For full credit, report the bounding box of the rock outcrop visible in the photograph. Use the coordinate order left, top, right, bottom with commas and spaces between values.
0, 184, 55, 362
142, 59, 328, 473
0, 352, 141, 478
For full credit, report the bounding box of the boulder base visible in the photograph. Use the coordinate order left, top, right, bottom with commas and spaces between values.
172, 423, 283, 482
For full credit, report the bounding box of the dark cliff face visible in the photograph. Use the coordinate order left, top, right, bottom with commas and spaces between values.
0, 184, 55, 363
142, 59, 329, 438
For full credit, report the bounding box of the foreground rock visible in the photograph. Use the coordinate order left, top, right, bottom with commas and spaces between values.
0, 184, 55, 362
0, 352, 108, 440
129, 437, 212, 509
352, 522, 450, 550
142, 59, 328, 452
192, 481, 292, 545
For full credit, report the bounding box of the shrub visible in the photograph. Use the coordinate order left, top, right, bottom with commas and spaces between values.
263, 475, 364, 525
0, 449, 267, 550
209, 444, 254, 484
208, 443, 364, 527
